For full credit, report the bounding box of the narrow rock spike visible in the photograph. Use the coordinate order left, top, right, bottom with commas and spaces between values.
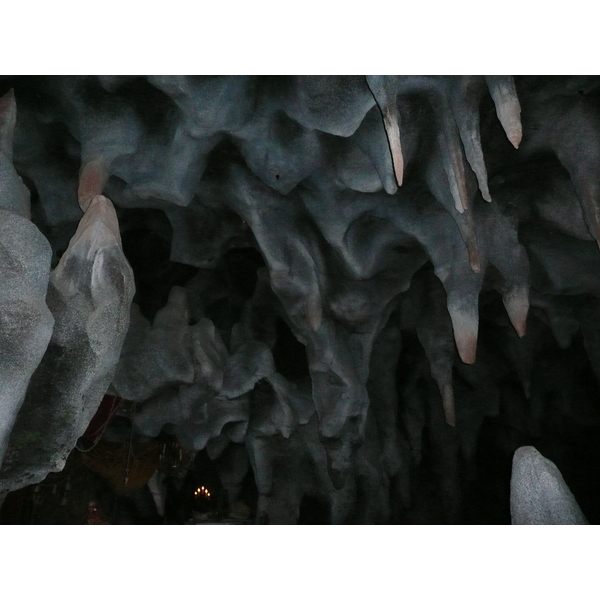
485, 76, 523, 149
452, 101, 492, 202
382, 107, 404, 186
438, 108, 471, 213
447, 302, 478, 364
502, 288, 530, 338
305, 295, 322, 332
465, 230, 481, 274
78, 157, 108, 212
366, 76, 404, 188
439, 382, 456, 427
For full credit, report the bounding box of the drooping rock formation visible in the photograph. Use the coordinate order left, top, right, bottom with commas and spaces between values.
1, 76, 600, 524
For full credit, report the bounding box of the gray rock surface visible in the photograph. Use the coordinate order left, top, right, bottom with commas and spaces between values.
510, 446, 588, 525
0, 89, 54, 467
0, 194, 135, 494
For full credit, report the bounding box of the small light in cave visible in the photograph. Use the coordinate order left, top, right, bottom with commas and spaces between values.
194, 486, 210, 498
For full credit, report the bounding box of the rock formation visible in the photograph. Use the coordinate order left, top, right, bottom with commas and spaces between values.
1, 76, 599, 524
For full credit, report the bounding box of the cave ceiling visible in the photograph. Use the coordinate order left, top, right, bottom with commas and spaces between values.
0, 75, 599, 525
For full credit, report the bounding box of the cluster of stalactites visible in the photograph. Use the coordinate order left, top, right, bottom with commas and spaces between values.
3, 77, 600, 522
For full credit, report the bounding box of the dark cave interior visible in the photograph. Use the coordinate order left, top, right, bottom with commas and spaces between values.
1, 75, 600, 525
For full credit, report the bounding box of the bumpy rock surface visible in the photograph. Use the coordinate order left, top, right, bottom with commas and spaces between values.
0, 193, 134, 494
0, 90, 54, 466
2, 76, 600, 523
510, 446, 588, 525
